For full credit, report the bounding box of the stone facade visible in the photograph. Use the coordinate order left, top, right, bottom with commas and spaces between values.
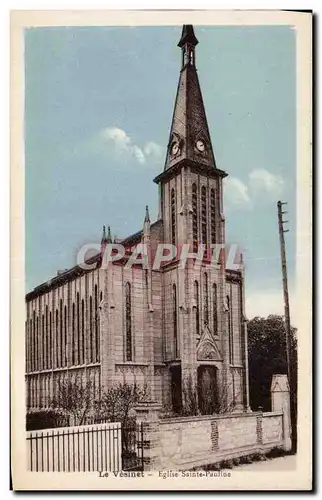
25, 25, 249, 416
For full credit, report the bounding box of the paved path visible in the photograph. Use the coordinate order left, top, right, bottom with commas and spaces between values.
226, 455, 297, 471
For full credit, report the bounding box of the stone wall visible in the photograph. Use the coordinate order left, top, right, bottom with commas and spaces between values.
142, 411, 288, 470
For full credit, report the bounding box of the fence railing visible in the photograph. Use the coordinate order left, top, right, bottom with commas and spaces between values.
27, 422, 122, 472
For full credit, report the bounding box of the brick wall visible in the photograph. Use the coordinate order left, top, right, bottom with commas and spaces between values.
142, 411, 288, 470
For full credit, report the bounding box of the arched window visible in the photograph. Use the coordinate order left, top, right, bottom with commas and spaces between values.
45, 305, 48, 369
194, 281, 200, 341
89, 296, 93, 362
77, 292, 80, 365
213, 284, 218, 335
171, 188, 176, 245
49, 311, 52, 368
125, 283, 132, 361
81, 299, 85, 364
59, 299, 63, 367
201, 186, 207, 245
41, 313, 44, 370
96, 286, 100, 362
95, 285, 99, 362
72, 303, 75, 365
36, 316, 39, 371
64, 305, 67, 366
192, 183, 198, 252
29, 319, 32, 372
55, 309, 59, 368
203, 273, 209, 325
32, 311, 36, 372
173, 284, 178, 358
227, 295, 233, 364
210, 188, 216, 244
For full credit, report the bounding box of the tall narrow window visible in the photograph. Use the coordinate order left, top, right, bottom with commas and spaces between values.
49, 311, 52, 368
173, 284, 178, 358
72, 303, 75, 365
77, 292, 80, 365
81, 299, 85, 364
227, 295, 233, 364
125, 283, 132, 361
213, 284, 218, 335
29, 319, 32, 372
201, 186, 207, 245
60, 299, 63, 367
41, 314, 45, 370
45, 305, 48, 369
171, 188, 176, 245
36, 316, 39, 371
95, 286, 100, 362
55, 309, 59, 368
203, 273, 209, 325
64, 305, 67, 366
210, 188, 216, 244
33, 311, 36, 371
89, 296, 93, 362
192, 183, 198, 252
194, 281, 200, 341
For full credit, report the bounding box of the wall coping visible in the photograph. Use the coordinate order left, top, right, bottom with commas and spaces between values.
157, 411, 274, 425
263, 411, 283, 417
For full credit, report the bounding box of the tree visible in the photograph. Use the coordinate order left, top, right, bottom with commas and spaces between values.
50, 375, 94, 426
247, 315, 297, 413
95, 382, 148, 427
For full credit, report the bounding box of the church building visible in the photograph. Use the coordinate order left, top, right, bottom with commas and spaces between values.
25, 25, 250, 417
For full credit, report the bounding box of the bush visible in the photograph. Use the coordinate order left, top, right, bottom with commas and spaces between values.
26, 409, 69, 431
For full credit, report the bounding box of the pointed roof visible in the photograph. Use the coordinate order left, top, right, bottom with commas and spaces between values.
153, 25, 228, 185
178, 25, 199, 48
197, 324, 222, 361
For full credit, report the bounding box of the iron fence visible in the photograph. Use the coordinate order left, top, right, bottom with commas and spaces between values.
27, 421, 144, 472
27, 422, 122, 472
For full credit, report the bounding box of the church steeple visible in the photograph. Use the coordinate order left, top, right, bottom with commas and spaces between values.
155, 24, 221, 182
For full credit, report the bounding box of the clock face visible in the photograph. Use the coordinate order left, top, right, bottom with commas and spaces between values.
171, 142, 180, 156
196, 140, 205, 152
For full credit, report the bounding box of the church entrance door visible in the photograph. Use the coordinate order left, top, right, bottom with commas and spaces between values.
170, 365, 182, 414
197, 365, 218, 415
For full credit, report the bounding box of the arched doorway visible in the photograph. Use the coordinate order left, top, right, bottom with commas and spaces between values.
197, 365, 218, 415
170, 365, 182, 414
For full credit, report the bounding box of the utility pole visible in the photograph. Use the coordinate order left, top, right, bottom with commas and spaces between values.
277, 201, 292, 385
277, 200, 295, 450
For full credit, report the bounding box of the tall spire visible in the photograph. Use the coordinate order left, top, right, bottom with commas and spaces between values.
107, 226, 112, 243
161, 25, 217, 173
143, 205, 151, 235
101, 225, 108, 245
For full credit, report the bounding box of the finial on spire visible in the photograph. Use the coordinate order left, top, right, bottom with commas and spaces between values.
178, 25, 199, 48
107, 226, 112, 243
101, 225, 107, 244
145, 205, 150, 223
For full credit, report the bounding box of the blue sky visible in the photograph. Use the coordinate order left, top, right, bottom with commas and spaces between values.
25, 25, 296, 318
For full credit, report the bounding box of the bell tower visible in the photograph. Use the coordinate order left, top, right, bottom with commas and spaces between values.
154, 25, 231, 414
154, 24, 228, 251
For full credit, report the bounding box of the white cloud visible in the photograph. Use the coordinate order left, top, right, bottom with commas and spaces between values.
131, 144, 145, 164
144, 141, 164, 159
224, 169, 284, 210
224, 176, 251, 207
98, 127, 162, 166
248, 168, 284, 198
